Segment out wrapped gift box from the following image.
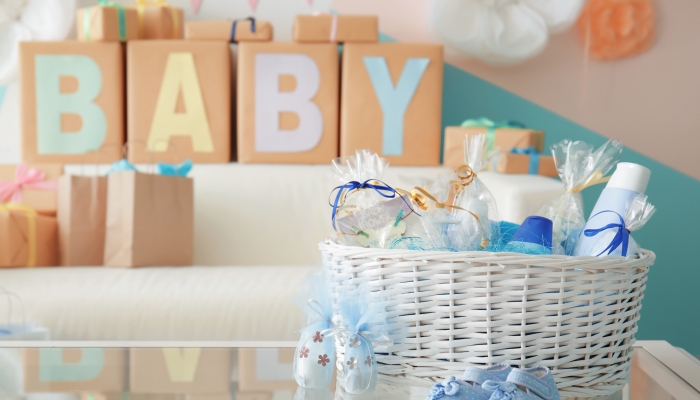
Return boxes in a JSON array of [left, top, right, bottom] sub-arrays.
[[77, 5, 140, 42], [0, 205, 58, 268], [0, 164, 63, 215], [340, 43, 443, 166], [293, 14, 378, 43], [492, 150, 558, 178], [443, 124, 544, 168], [19, 42, 124, 164], [127, 40, 231, 163], [186, 19, 273, 42], [237, 42, 339, 164], [24, 348, 127, 392], [135, 2, 184, 39], [129, 348, 230, 394]]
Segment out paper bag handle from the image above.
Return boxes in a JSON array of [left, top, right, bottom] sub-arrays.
[[0, 287, 26, 339]]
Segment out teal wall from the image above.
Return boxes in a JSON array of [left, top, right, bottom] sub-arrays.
[[440, 63, 700, 355]]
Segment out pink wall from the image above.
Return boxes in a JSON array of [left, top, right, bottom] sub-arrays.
[[333, 0, 700, 180]]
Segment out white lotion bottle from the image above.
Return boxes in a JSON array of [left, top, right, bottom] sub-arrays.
[[574, 163, 651, 256]]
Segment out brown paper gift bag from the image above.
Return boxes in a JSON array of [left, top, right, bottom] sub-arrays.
[[129, 348, 230, 394], [293, 14, 378, 43], [0, 204, 58, 268], [135, 2, 184, 39], [443, 125, 544, 169], [57, 174, 108, 266], [127, 40, 231, 163], [0, 163, 63, 216], [19, 41, 124, 164], [186, 19, 273, 42], [340, 43, 443, 166], [104, 170, 193, 267], [237, 42, 339, 164], [77, 5, 140, 42]]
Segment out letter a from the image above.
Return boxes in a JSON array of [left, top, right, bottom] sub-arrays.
[[254, 53, 323, 152], [363, 57, 429, 156], [148, 53, 214, 152], [162, 348, 201, 382], [35, 55, 107, 154]]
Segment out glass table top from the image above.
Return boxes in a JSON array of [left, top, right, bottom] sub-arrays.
[[0, 340, 697, 400]]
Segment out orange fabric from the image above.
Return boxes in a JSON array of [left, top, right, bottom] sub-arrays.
[[578, 0, 655, 60]]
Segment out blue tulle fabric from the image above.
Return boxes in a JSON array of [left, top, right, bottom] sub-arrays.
[[390, 221, 523, 253], [336, 285, 392, 342]]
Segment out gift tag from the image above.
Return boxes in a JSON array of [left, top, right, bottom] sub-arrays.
[[293, 330, 335, 389], [341, 335, 377, 395]]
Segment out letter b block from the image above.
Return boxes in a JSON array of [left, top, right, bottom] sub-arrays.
[[340, 43, 443, 166], [20, 42, 124, 163], [237, 42, 339, 163]]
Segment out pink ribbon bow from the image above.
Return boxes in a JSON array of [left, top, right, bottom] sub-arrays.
[[0, 164, 58, 203]]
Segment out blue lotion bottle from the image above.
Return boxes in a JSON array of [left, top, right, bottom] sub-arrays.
[[575, 163, 651, 256]]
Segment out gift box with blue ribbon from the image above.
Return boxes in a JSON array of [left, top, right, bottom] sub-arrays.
[[492, 146, 558, 177]]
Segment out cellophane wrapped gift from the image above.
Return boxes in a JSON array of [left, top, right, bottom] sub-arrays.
[[331, 151, 424, 248], [538, 139, 623, 255], [450, 134, 501, 250], [585, 193, 655, 257]]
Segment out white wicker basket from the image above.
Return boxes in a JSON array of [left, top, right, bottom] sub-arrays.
[[321, 240, 655, 399]]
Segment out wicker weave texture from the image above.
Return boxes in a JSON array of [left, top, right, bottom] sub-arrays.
[[321, 241, 655, 398]]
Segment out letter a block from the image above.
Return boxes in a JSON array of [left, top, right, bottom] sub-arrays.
[[340, 43, 443, 166], [127, 41, 231, 163], [237, 42, 339, 163], [130, 348, 230, 394], [23, 348, 127, 392], [19, 42, 124, 163]]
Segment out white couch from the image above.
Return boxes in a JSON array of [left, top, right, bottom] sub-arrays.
[[0, 164, 565, 341]]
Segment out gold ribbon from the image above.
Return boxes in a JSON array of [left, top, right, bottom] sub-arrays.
[[0, 203, 37, 267], [135, 0, 180, 39], [454, 165, 476, 189], [567, 170, 611, 193]]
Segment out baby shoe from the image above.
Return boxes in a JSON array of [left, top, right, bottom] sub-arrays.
[[426, 363, 512, 400], [482, 366, 560, 400]]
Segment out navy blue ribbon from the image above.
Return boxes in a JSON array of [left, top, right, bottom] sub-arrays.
[[230, 17, 256, 43], [510, 146, 540, 175], [583, 211, 630, 256], [329, 179, 416, 230]]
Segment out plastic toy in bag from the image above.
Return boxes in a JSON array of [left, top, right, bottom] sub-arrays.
[[293, 274, 341, 389], [537, 139, 623, 255], [582, 193, 655, 257], [450, 134, 501, 250]]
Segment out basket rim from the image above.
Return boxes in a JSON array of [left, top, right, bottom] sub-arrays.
[[320, 239, 655, 269]]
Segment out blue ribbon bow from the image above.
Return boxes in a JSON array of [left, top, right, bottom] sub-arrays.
[[329, 179, 416, 230], [583, 210, 630, 256], [482, 381, 518, 400], [510, 146, 540, 175], [427, 376, 461, 399], [105, 158, 137, 175], [157, 159, 193, 177], [230, 17, 256, 43]]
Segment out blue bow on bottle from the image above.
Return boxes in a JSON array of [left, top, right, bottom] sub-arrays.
[[427, 376, 461, 399], [482, 381, 518, 400], [329, 179, 416, 230], [583, 211, 630, 256], [157, 159, 193, 177]]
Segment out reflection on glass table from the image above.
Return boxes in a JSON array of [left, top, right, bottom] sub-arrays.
[[0, 341, 697, 400]]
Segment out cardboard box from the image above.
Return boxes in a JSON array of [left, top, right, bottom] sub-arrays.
[[237, 42, 339, 164], [19, 42, 124, 164], [129, 348, 230, 394], [235, 393, 272, 400], [340, 43, 443, 166], [81, 394, 186, 400], [77, 6, 140, 42], [24, 348, 127, 392], [186, 19, 273, 42], [443, 125, 544, 168], [0, 206, 58, 268], [127, 40, 231, 163], [0, 164, 63, 215], [492, 151, 558, 177], [293, 14, 378, 43], [104, 171, 193, 267], [238, 348, 296, 391], [135, 4, 184, 39]]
